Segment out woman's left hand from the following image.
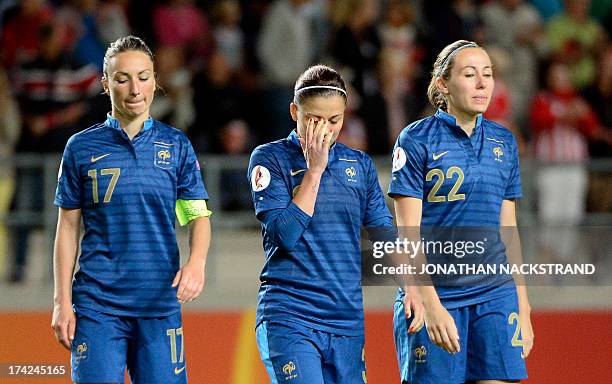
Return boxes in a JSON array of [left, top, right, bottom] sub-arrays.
[[172, 258, 206, 304], [519, 309, 534, 358]]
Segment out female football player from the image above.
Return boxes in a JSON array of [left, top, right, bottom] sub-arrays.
[[389, 40, 534, 383], [52, 35, 211, 383]]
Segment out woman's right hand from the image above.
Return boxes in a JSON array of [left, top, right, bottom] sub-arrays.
[[424, 302, 461, 354], [298, 118, 333, 174], [51, 302, 76, 350]]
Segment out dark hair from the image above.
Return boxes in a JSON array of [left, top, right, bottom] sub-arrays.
[[293, 64, 348, 105], [427, 40, 483, 111], [102, 35, 155, 80]]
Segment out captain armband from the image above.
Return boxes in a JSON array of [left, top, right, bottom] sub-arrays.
[[175, 199, 212, 226]]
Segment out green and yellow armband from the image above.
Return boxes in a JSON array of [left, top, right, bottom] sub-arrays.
[[175, 199, 212, 226]]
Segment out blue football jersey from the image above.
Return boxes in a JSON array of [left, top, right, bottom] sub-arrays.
[[388, 110, 521, 308], [248, 131, 393, 336], [54, 115, 208, 317]]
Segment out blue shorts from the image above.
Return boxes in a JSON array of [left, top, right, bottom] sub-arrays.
[[393, 293, 527, 384], [256, 321, 367, 384], [71, 306, 187, 384]]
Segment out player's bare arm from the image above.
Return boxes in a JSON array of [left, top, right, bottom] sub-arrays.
[[173, 216, 211, 304], [51, 207, 81, 350]]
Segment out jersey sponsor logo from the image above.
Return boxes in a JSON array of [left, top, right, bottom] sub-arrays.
[[90, 153, 111, 163], [345, 166, 357, 182], [414, 346, 427, 363], [493, 146, 504, 162], [251, 165, 271, 192], [339, 158, 358, 162], [154, 144, 174, 169], [432, 151, 449, 160], [174, 366, 186, 375], [290, 168, 306, 176], [282, 361, 298, 380], [392, 147, 407, 172]]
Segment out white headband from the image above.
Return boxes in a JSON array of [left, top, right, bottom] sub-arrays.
[[295, 85, 347, 97], [437, 42, 479, 77]]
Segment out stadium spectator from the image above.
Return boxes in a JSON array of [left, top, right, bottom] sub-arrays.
[[546, 0, 608, 90], [7, 21, 101, 283], [150, 45, 195, 131], [0, 0, 53, 70], [529, 60, 600, 225], [153, 0, 213, 69], [190, 51, 250, 153], [480, 0, 548, 128], [211, 0, 245, 72], [582, 46, 612, 212], [219, 120, 253, 211], [256, 0, 317, 142], [329, 0, 390, 153], [378, 0, 420, 145]]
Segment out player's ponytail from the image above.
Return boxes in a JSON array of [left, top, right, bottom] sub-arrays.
[[294, 65, 348, 106], [427, 40, 481, 112]]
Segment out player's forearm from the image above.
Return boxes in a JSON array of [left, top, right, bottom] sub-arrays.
[[505, 230, 531, 312], [53, 216, 80, 306], [499, 201, 530, 310], [516, 285, 531, 312], [188, 216, 211, 265], [418, 285, 442, 309], [262, 204, 311, 251], [292, 169, 323, 216]]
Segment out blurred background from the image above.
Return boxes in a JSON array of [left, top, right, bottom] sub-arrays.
[[0, 0, 611, 383]]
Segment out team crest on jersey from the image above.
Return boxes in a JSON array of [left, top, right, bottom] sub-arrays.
[[251, 165, 271, 192], [73, 341, 89, 366], [392, 147, 407, 172], [345, 166, 357, 182], [493, 146, 504, 162], [282, 361, 298, 380], [414, 346, 427, 363], [154, 143, 174, 169]]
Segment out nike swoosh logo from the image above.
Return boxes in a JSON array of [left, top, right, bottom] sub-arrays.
[[432, 151, 449, 160], [174, 366, 186, 375], [290, 169, 306, 176], [91, 153, 111, 163]]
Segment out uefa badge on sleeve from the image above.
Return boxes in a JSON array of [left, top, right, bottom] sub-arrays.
[[392, 147, 406, 172], [251, 165, 270, 192], [154, 143, 174, 169]]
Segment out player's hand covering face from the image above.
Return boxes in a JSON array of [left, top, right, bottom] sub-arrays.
[[438, 47, 494, 118], [292, 95, 345, 172], [103, 50, 156, 120]]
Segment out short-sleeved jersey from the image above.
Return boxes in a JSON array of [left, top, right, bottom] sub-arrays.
[[248, 131, 393, 336], [388, 110, 521, 308], [55, 115, 208, 317]]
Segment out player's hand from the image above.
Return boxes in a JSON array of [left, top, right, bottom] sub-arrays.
[[424, 302, 460, 354], [51, 302, 76, 351], [172, 257, 205, 304], [403, 290, 425, 334], [519, 309, 534, 358], [298, 118, 332, 174]]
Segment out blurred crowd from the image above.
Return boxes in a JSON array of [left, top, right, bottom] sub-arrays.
[[1, 0, 611, 156], [0, 0, 611, 281]]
